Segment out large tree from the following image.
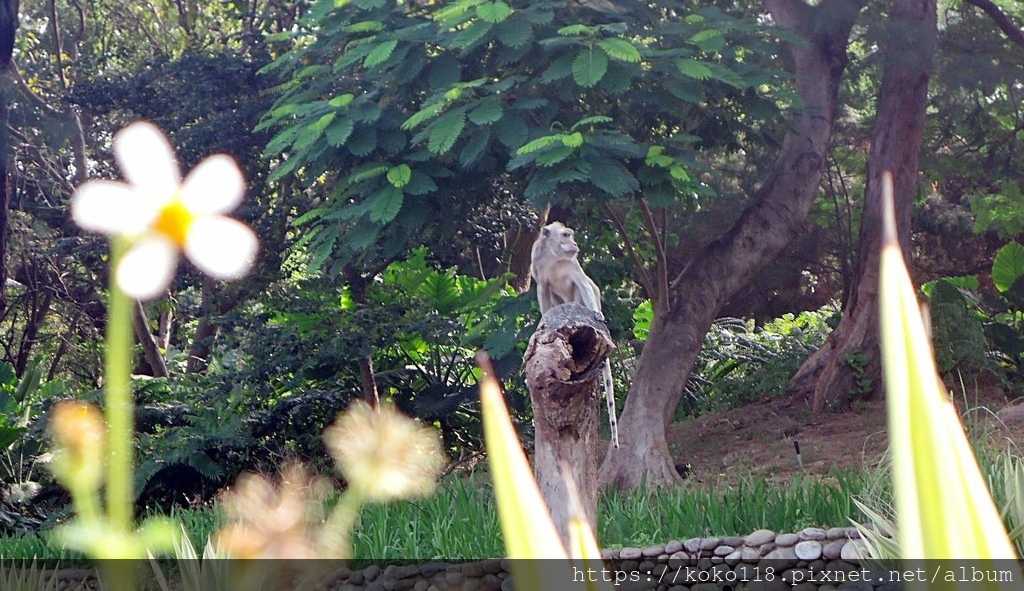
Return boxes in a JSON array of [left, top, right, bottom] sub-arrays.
[[599, 0, 865, 487], [787, 0, 937, 414]]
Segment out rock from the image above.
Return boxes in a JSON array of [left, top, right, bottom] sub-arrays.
[[667, 551, 689, 568], [838, 582, 873, 591], [799, 527, 828, 541], [422, 563, 448, 578], [461, 563, 483, 578], [764, 546, 799, 569], [794, 540, 823, 561], [620, 547, 644, 560], [740, 546, 761, 562], [664, 539, 683, 554], [480, 575, 502, 591], [745, 529, 777, 547], [759, 542, 777, 556], [725, 549, 743, 566], [684, 538, 703, 553], [693, 584, 719, 591], [700, 537, 722, 551], [445, 572, 465, 587], [723, 536, 746, 547], [826, 527, 851, 540], [823, 539, 846, 560], [840, 540, 869, 562], [775, 533, 800, 547], [714, 545, 735, 557], [642, 545, 665, 558]]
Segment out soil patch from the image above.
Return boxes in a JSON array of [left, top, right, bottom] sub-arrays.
[[664, 382, 1023, 486]]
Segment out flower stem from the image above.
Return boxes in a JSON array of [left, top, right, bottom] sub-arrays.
[[106, 236, 135, 532]]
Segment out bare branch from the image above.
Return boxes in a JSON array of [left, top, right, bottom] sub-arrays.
[[963, 0, 1024, 47], [602, 203, 655, 300]]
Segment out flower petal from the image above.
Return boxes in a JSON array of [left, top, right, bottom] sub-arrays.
[[180, 155, 246, 215], [113, 122, 181, 204], [71, 181, 159, 235], [115, 234, 179, 300], [184, 216, 258, 280]]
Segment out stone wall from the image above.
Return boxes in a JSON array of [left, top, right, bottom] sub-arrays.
[[317, 527, 874, 591]]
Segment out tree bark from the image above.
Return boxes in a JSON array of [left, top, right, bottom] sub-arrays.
[[0, 0, 16, 319], [598, 0, 865, 490], [186, 278, 218, 373], [524, 303, 611, 544], [788, 0, 936, 414], [134, 299, 169, 378]]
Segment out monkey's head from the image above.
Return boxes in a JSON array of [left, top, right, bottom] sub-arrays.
[[541, 221, 579, 258]]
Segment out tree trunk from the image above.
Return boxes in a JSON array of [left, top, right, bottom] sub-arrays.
[[524, 303, 611, 544], [134, 299, 169, 378], [186, 278, 218, 373], [598, 0, 865, 490], [788, 0, 936, 414], [0, 0, 16, 319]]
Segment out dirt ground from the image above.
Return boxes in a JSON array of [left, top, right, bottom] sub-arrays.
[[665, 382, 1024, 485]]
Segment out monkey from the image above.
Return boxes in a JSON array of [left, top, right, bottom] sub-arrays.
[[530, 221, 619, 448]]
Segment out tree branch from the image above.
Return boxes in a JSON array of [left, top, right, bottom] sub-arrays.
[[963, 0, 1024, 47], [603, 202, 656, 300]]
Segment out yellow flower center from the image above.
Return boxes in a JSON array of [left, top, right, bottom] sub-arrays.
[[153, 198, 194, 247]]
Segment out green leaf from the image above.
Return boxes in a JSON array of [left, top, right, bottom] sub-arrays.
[[459, 129, 491, 167], [597, 38, 641, 62], [573, 48, 608, 87], [877, 175, 1019, 561], [363, 39, 398, 69], [676, 59, 713, 80], [993, 241, 1024, 293], [534, 145, 574, 166], [540, 54, 574, 83], [562, 131, 583, 148], [402, 101, 446, 131], [495, 18, 531, 47], [571, 115, 613, 130], [468, 100, 504, 125], [589, 159, 638, 196], [689, 29, 725, 51], [328, 94, 355, 108], [369, 185, 404, 223], [517, 135, 563, 155], [494, 113, 528, 149], [325, 117, 355, 147], [453, 19, 493, 49], [347, 127, 378, 156], [427, 109, 467, 154], [476, 1, 512, 23], [557, 24, 597, 37], [387, 164, 412, 188]]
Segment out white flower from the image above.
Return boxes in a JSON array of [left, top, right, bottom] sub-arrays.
[[71, 122, 258, 300]]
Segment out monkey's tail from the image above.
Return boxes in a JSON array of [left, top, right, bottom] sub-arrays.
[[603, 361, 619, 448]]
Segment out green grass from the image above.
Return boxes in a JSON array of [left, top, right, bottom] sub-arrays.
[[0, 468, 870, 561]]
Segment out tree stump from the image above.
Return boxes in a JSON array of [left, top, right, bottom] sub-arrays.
[[524, 303, 613, 546]]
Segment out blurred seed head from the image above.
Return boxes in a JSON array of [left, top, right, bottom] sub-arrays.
[[213, 463, 333, 559], [49, 401, 107, 492], [324, 400, 445, 503]]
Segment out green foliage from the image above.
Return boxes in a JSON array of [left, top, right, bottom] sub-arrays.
[[3, 468, 870, 560], [921, 242, 1024, 389], [258, 0, 785, 272], [680, 308, 835, 416]]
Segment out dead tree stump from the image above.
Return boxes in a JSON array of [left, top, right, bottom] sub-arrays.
[[524, 303, 613, 546]]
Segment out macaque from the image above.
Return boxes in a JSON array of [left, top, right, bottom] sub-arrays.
[[530, 221, 619, 448]]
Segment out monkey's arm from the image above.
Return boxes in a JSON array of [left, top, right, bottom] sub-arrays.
[[536, 279, 553, 314]]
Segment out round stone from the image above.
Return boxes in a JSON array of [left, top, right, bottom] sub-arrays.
[[794, 540, 823, 561], [744, 529, 776, 546]]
